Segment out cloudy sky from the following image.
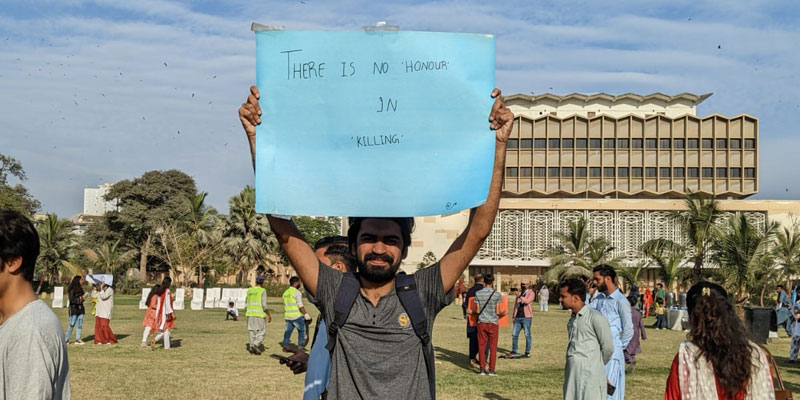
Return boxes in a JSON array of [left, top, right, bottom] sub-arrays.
[[1, 0, 798, 217]]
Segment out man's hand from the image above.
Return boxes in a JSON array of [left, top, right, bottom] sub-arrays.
[[279, 349, 309, 374], [489, 88, 514, 143], [267, 314, 272, 323], [238, 85, 261, 168]]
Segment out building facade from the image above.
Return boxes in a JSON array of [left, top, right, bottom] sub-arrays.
[[404, 93, 799, 290]]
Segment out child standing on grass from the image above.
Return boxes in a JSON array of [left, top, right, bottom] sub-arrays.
[[654, 298, 666, 330], [789, 308, 800, 362], [226, 301, 239, 321]]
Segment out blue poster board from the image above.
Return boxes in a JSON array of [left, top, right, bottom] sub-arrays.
[[255, 30, 495, 216]]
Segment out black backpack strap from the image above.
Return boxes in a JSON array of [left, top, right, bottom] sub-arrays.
[[395, 273, 436, 400], [325, 272, 360, 353]]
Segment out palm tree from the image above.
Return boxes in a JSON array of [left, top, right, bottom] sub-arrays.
[[83, 239, 136, 276], [773, 224, 800, 288], [220, 186, 279, 284], [543, 218, 620, 282], [640, 239, 690, 293], [711, 213, 778, 310], [36, 213, 74, 285], [617, 261, 649, 292], [673, 191, 722, 281]]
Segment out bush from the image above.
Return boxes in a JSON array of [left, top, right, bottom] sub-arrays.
[[115, 275, 142, 295]]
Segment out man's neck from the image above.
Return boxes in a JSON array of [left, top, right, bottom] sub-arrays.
[[604, 285, 617, 296], [0, 280, 37, 323], [359, 277, 394, 307], [571, 302, 585, 315]]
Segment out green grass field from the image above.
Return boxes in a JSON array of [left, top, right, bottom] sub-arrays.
[[55, 296, 800, 400]]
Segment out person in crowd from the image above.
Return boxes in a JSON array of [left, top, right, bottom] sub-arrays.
[[239, 85, 514, 399], [560, 278, 614, 400], [665, 282, 774, 399], [64, 275, 86, 345], [655, 283, 665, 304], [628, 285, 640, 308], [150, 277, 176, 350], [0, 209, 70, 399], [226, 301, 239, 321], [93, 279, 117, 344], [140, 284, 161, 347], [642, 287, 653, 318], [508, 281, 534, 358], [776, 284, 792, 337], [464, 273, 486, 366], [282, 276, 310, 351], [538, 283, 549, 312], [245, 275, 271, 355], [590, 265, 633, 400], [454, 278, 466, 307], [623, 296, 646, 373], [789, 307, 800, 363], [471, 273, 505, 376], [654, 298, 667, 330]]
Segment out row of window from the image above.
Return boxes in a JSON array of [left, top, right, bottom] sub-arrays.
[[505, 166, 756, 179], [507, 138, 756, 150]]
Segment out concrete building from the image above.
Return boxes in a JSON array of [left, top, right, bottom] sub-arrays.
[[404, 93, 799, 290], [83, 183, 118, 216]]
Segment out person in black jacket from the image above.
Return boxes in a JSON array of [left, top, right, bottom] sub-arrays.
[[64, 275, 86, 344]]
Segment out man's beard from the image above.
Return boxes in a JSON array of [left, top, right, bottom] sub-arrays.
[[357, 252, 401, 283], [598, 282, 608, 294]]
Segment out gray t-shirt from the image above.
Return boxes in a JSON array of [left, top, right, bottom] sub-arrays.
[[311, 261, 453, 400], [474, 287, 502, 324], [0, 300, 70, 399]]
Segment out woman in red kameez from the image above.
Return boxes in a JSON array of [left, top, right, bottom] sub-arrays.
[[643, 288, 654, 318], [664, 282, 773, 400], [140, 284, 161, 347], [150, 277, 176, 350]]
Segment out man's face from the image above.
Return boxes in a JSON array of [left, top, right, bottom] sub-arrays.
[[354, 219, 406, 283], [520, 283, 527, 291], [559, 287, 575, 310], [777, 287, 783, 293], [592, 272, 608, 293]]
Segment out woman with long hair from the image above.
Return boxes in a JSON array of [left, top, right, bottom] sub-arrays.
[[140, 284, 162, 347], [665, 281, 774, 399], [64, 275, 86, 344], [150, 277, 176, 350]]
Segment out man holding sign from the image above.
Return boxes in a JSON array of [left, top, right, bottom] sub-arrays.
[[239, 77, 512, 399]]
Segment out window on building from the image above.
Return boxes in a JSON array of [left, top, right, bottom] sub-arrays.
[[688, 138, 699, 149], [688, 167, 699, 178], [660, 138, 671, 149], [549, 138, 561, 149], [618, 167, 629, 177], [702, 167, 713, 178], [520, 167, 532, 177], [604, 138, 616, 148], [576, 138, 588, 149], [506, 167, 518, 177], [702, 138, 714, 149], [730, 167, 741, 178], [730, 139, 741, 149], [590, 167, 601, 177], [534, 167, 546, 177], [562, 138, 574, 148], [534, 138, 546, 149], [562, 167, 573, 177], [520, 139, 533, 149], [744, 139, 756, 149], [576, 167, 587, 177], [632, 167, 643, 177], [548, 167, 560, 177], [674, 167, 685, 178], [587, 111, 596, 117], [716, 139, 727, 149], [507, 139, 519, 149], [716, 167, 728, 178], [617, 138, 629, 149], [660, 167, 671, 177], [604, 167, 615, 177], [646, 138, 658, 149], [645, 167, 657, 177], [590, 138, 602, 149], [674, 139, 685, 149], [745, 167, 756, 178], [632, 138, 643, 149]]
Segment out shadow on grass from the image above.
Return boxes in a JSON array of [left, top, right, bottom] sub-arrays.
[[82, 334, 129, 342], [483, 393, 512, 400], [435, 346, 473, 371]]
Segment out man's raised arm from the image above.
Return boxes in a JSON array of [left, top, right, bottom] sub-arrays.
[[239, 86, 320, 296], [439, 88, 514, 292]]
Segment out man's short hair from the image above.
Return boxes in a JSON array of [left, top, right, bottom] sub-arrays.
[[592, 264, 617, 281], [559, 278, 586, 300], [473, 273, 484, 283], [347, 217, 414, 252], [657, 283, 663, 288], [289, 276, 301, 285], [483, 273, 494, 284], [324, 244, 356, 271], [0, 209, 40, 282], [777, 284, 785, 290], [229, 301, 235, 307], [314, 235, 348, 251]]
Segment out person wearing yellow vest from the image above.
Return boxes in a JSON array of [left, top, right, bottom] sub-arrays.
[[282, 276, 309, 352], [246, 275, 271, 355]]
